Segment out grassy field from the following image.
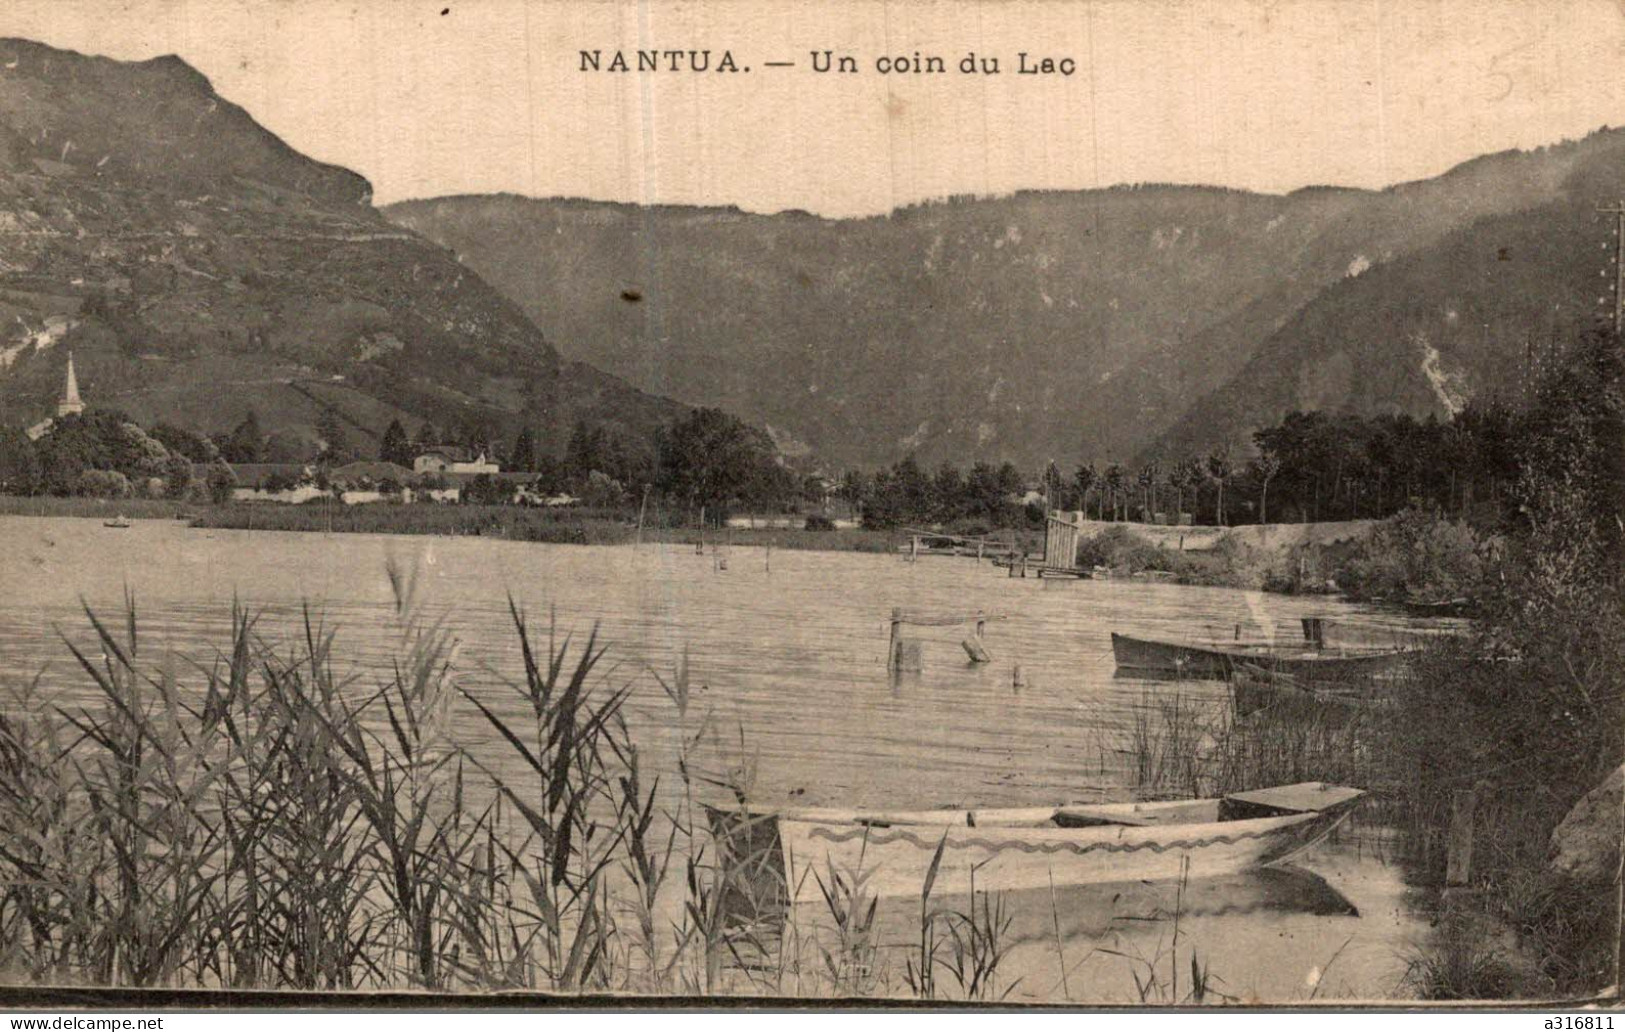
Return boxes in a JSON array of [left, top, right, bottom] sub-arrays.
[[0, 495, 194, 520]]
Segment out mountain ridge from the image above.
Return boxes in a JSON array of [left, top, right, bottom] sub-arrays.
[[0, 38, 685, 461], [387, 125, 1625, 470]]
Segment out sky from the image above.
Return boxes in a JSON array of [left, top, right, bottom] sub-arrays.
[[5, 0, 1625, 216]]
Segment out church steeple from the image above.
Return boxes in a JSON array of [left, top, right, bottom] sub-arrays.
[[57, 351, 84, 418]]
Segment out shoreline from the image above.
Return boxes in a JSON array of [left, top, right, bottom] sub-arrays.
[[0, 500, 1368, 592]]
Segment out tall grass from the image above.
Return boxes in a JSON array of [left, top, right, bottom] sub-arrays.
[[1111, 679, 1385, 804], [0, 568, 1046, 999], [0, 568, 749, 994], [0, 567, 1430, 1002]]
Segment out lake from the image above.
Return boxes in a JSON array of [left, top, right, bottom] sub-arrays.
[[0, 516, 1433, 1002]]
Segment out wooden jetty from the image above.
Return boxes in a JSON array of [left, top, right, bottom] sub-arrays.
[[1035, 510, 1092, 578], [899, 527, 1020, 563]]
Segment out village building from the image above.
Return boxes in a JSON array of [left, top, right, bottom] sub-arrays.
[[330, 460, 416, 488], [57, 352, 84, 417], [413, 446, 501, 475], [26, 351, 85, 440]]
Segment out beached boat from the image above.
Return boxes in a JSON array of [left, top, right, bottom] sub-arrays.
[[1110, 631, 1412, 681], [708, 781, 1364, 903], [103, 515, 132, 529]]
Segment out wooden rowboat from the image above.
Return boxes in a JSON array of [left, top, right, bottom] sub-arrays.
[[1110, 631, 1411, 682], [708, 781, 1364, 904]]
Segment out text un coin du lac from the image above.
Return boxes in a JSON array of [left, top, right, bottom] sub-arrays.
[[578, 50, 1077, 76]]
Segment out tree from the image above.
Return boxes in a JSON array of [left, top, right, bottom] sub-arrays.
[[964, 462, 1004, 523], [76, 469, 131, 498], [1252, 449, 1282, 525], [1042, 460, 1063, 510], [1103, 463, 1128, 521], [0, 427, 41, 496], [1137, 462, 1161, 521], [118, 422, 171, 478], [222, 410, 265, 464], [415, 421, 441, 450], [1206, 445, 1233, 526], [510, 426, 538, 473], [380, 418, 413, 467], [837, 469, 870, 520], [35, 411, 130, 495], [580, 470, 626, 508], [1073, 463, 1098, 520], [151, 423, 217, 463], [315, 408, 350, 465], [462, 473, 507, 506], [656, 408, 780, 521], [565, 421, 604, 486], [162, 453, 194, 500], [931, 462, 965, 522], [205, 460, 237, 505]]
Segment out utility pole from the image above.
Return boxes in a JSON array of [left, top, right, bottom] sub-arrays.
[[1598, 202, 1625, 336]]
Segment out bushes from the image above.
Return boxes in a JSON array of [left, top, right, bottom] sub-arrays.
[[1337, 508, 1490, 603], [1074, 525, 1196, 576], [162, 453, 194, 499], [75, 468, 130, 498], [205, 460, 237, 505], [803, 513, 836, 532]]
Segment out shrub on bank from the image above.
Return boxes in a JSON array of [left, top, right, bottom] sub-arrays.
[[1336, 508, 1491, 603], [75, 468, 131, 498]]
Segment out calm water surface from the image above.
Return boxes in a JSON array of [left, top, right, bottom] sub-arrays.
[[0, 516, 1431, 1002]]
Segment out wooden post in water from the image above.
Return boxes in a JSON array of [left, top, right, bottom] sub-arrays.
[[976, 539, 984, 562], [1446, 787, 1480, 887], [910, 535, 919, 563], [635, 485, 649, 548], [888, 608, 921, 672], [962, 610, 992, 663]]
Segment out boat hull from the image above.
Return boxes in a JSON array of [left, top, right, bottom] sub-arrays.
[[1111, 632, 1410, 682], [776, 807, 1351, 901], [710, 785, 1364, 906]]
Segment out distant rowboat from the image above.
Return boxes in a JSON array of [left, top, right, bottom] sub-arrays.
[[103, 515, 132, 529], [1110, 631, 1412, 682], [708, 781, 1365, 903]]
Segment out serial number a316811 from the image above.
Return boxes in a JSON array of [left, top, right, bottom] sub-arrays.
[[1546, 1018, 1612, 1030]]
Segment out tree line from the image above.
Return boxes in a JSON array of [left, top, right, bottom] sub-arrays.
[[0, 401, 817, 519], [835, 401, 1535, 531], [0, 371, 1542, 529]]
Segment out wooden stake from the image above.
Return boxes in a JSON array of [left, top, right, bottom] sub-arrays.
[[1446, 787, 1480, 887]]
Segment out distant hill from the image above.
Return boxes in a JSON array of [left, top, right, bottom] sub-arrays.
[[388, 128, 1625, 470], [1149, 137, 1625, 460], [0, 38, 683, 458]]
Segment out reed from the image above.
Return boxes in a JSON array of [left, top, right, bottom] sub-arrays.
[[0, 572, 1396, 1002]]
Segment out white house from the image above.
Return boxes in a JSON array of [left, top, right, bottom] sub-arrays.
[[413, 447, 501, 475]]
